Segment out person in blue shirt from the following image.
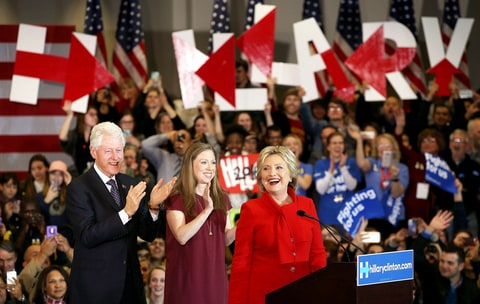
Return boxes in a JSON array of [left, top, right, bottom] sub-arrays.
[[314, 131, 361, 226]]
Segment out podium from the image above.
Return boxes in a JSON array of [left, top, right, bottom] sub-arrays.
[[266, 263, 413, 304]]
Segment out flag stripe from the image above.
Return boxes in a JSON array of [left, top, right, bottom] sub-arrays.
[[442, 0, 470, 89], [84, 0, 108, 67], [389, 0, 426, 95], [303, 0, 329, 96], [0, 135, 62, 153], [0, 116, 66, 134], [0, 152, 72, 174], [333, 0, 362, 84], [0, 80, 64, 99], [0, 100, 64, 115], [112, 0, 148, 97]]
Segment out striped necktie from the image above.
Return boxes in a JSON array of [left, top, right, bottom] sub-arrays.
[[174, 157, 182, 177], [107, 179, 121, 207]]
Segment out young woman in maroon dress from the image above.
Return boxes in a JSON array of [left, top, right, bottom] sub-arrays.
[[165, 142, 235, 304], [229, 146, 327, 304]]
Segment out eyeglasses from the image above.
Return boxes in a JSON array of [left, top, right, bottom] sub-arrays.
[[422, 137, 437, 143], [377, 144, 392, 148], [328, 106, 342, 111], [451, 138, 467, 143]]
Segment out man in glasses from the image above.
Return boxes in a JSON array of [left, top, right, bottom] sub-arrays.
[[446, 129, 480, 238]]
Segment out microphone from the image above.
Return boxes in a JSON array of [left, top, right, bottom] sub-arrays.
[[296, 210, 365, 258]]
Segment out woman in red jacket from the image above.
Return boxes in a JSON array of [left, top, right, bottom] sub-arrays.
[[229, 146, 327, 304]]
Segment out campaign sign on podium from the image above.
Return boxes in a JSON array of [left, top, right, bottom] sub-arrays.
[[357, 250, 413, 286]]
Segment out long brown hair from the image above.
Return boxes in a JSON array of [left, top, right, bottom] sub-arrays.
[[21, 154, 50, 198], [170, 142, 227, 216]]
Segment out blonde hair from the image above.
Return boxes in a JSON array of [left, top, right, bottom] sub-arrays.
[[372, 133, 401, 161], [256, 146, 298, 191]]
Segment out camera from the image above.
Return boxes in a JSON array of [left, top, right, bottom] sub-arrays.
[[427, 244, 438, 253]]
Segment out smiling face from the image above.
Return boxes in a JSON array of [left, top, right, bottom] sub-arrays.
[[420, 136, 439, 154], [283, 94, 302, 116], [149, 268, 166, 298], [158, 115, 174, 133], [45, 269, 67, 300], [260, 154, 291, 196], [194, 117, 207, 135], [148, 237, 166, 260], [282, 135, 302, 159], [226, 133, 244, 156], [326, 134, 345, 159], [91, 134, 124, 178], [439, 252, 464, 281], [193, 150, 216, 185], [236, 113, 253, 132]]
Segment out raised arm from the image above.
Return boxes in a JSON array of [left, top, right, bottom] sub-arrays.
[[59, 101, 74, 141]]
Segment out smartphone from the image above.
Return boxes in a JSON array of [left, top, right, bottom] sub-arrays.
[[361, 131, 375, 140], [463, 237, 476, 247], [361, 231, 381, 243], [151, 71, 160, 82], [459, 89, 473, 99], [6, 271, 16, 285], [381, 151, 395, 168], [46, 225, 58, 238], [408, 219, 417, 236]]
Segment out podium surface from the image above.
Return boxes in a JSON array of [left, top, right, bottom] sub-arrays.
[[266, 263, 413, 304]]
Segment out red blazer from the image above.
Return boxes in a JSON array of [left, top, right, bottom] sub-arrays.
[[229, 187, 327, 304]]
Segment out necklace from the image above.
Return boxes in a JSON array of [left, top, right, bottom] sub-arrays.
[[206, 217, 213, 236]]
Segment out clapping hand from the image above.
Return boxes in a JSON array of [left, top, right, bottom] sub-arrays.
[[202, 183, 214, 214], [149, 177, 177, 212], [125, 181, 147, 217]]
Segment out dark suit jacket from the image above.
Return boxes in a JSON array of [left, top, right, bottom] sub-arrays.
[[66, 168, 160, 304]]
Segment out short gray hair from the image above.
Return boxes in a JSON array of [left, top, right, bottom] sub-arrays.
[[90, 122, 125, 150]]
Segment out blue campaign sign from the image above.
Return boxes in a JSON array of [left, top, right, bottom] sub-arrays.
[[336, 187, 385, 237], [424, 153, 457, 194], [357, 250, 414, 286]]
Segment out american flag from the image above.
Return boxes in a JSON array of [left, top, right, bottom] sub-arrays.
[[112, 0, 148, 96], [0, 25, 75, 179], [389, 0, 426, 95], [442, 0, 470, 89], [244, 0, 264, 30], [303, 0, 330, 97], [209, 0, 230, 53], [303, 0, 323, 30], [333, 0, 362, 82], [84, 0, 107, 68]]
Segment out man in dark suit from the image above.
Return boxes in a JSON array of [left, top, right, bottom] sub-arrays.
[[67, 122, 176, 304]]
